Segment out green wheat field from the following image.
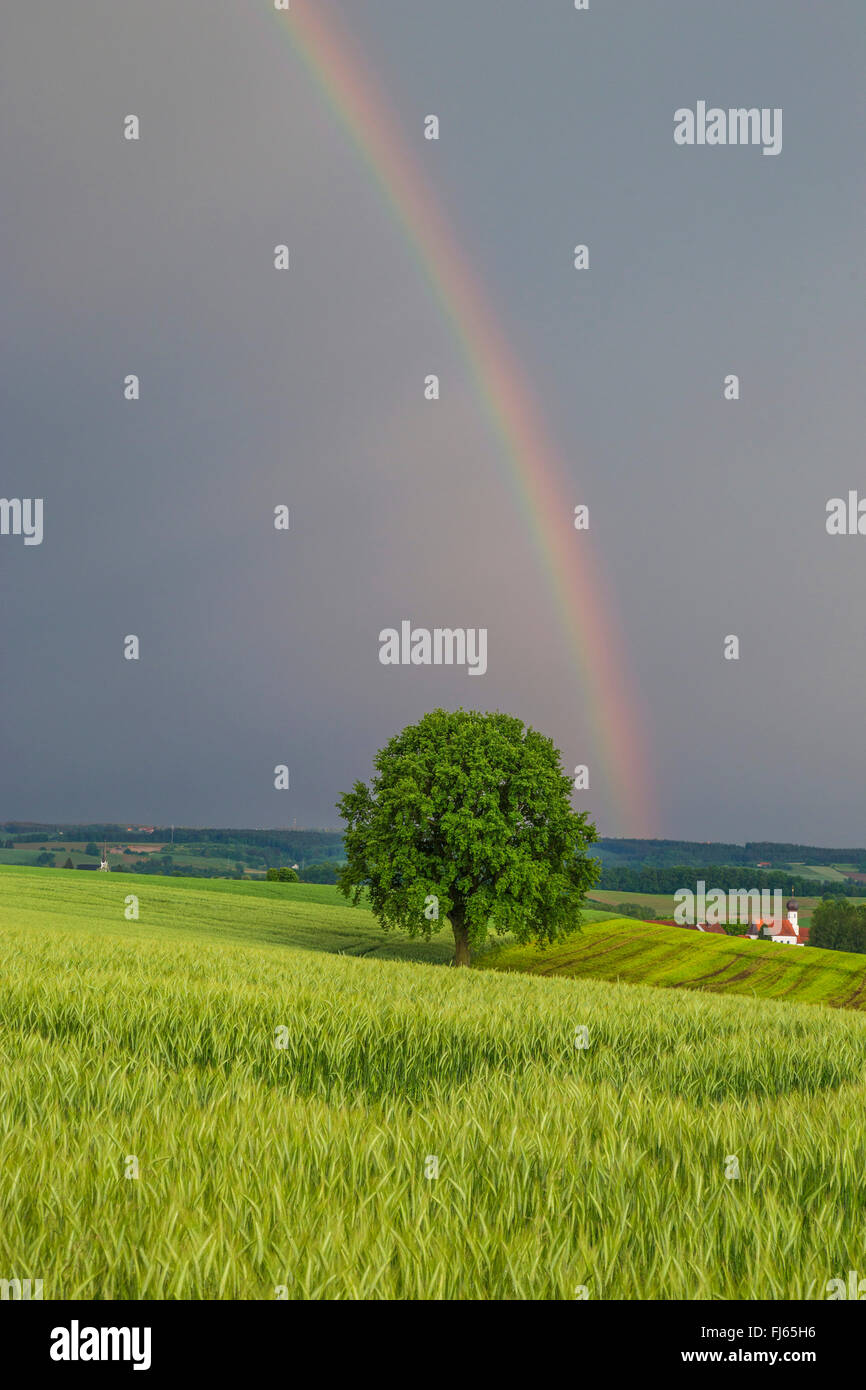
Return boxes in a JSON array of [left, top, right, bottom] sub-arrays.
[[2, 865, 866, 1299]]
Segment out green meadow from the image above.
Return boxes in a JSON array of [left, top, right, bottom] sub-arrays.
[[2, 866, 866, 1299], [482, 916, 866, 1010], [0, 864, 465, 963]]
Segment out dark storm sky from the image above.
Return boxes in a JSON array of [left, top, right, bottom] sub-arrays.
[[1, 1, 864, 841]]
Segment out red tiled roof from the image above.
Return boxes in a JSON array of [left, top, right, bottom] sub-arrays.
[[754, 917, 809, 943], [656, 918, 809, 943]]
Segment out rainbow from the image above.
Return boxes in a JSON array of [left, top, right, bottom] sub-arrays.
[[273, 0, 654, 834]]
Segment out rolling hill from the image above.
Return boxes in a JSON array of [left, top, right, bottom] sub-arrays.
[[481, 914, 866, 1009], [0, 863, 465, 963]]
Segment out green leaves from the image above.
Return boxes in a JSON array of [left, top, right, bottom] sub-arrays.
[[811, 897, 866, 953], [337, 709, 599, 962]]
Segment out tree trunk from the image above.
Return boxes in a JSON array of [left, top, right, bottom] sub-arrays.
[[451, 914, 471, 967]]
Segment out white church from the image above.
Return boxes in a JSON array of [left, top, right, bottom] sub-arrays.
[[744, 897, 808, 946]]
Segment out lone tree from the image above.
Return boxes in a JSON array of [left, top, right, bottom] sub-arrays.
[[337, 708, 600, 966], [266, 866, 300, 883]]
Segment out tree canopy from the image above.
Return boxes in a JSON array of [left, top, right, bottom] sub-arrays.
[[337, 708, 599, 965], [810, 897, 866, 954], [266, 866, 300, 883]]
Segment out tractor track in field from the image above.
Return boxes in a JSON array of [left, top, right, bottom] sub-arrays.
[[832, 972, 866, 1010], [526, 933, 656, 975], [668, 959, 756, 988]]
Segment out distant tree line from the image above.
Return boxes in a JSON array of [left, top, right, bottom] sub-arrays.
[[597, 864, 866, 897], [149, 828, 344, 861], [746, 843, 866, 869], [24, 853, 345, 883], [0, 823, 346, 862], [125, 861, 234, 879], [598, 839, 753, 867], [2, 824, 128, 842], [265, 863, 343, 883], [8, 827, 866, 874], [810, 899, 866, 954], [296, 862, 341, 883], [598, 839, 866, 871]]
